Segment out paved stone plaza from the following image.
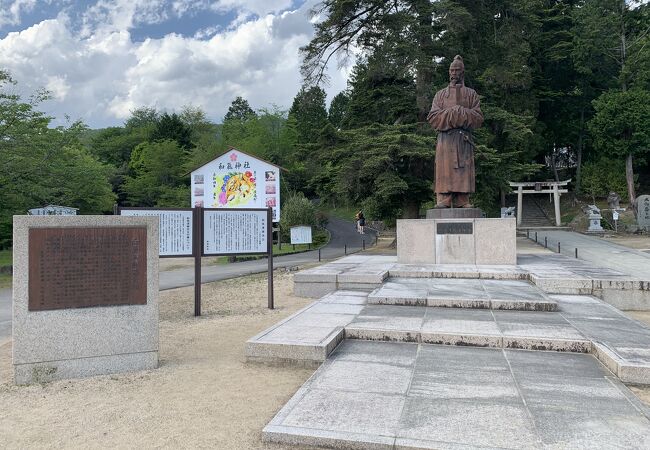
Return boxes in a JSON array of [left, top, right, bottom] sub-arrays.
[[248, 252, 650, 449], [264, 340, 650, 449]]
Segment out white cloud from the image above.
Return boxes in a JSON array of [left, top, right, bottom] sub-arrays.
[[210, 0, 294, 17], [0, 0, 351, 128], [0, 0, 37, 27]]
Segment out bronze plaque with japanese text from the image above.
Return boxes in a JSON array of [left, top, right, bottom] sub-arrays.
[[28, 227, 147, 311]]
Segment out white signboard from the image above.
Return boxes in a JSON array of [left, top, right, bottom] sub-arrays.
[[203, 209, 268, 255], [120, 209, 193, 256], [190, 149, 281, 222], [28, 205, 78, 215], [290, 226, 312, 244]]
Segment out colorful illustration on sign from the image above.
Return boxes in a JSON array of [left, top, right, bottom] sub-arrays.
[[266, 197, 276, 207], [213, 171, 257, 206]]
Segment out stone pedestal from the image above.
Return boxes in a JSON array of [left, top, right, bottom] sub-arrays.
[[12, 215, 159, 385], [426, 208, 483, 219], [397, 218, 516, 265]]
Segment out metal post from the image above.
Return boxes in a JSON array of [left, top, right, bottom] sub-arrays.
[[558, 242, 561, 253], [345, 244, 347, 255], [113, 203, 118, 215], [293, 244, 295, 250], [362, 239, 365, 250], [267, 207, 274, 310], [318, 248, 321, 262], [535, 232, 538, 243], [194, 207, 203, 317], [544, 236, 547, 248], [527, 230, 529, 239], [575, 248, 578, 258], [517, 185, 523, 227]]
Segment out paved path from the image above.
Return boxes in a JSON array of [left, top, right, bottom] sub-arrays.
[[160, 217, 376, 289], [265, 340, 650, 449], [0, 217, 376, 341], [529, 230, 650, 279]]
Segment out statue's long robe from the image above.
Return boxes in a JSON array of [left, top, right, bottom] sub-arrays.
[[427, 84, 483, 194]]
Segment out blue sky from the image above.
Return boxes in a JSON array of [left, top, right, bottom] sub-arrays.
[[0, 0, 349, 128]]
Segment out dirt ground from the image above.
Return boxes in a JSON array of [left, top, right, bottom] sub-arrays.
[[0, 271, 313, 449], [600, 234, 650, 252]]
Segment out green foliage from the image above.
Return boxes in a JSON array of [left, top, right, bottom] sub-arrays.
[[279, 192, 318, 240], [288, 86, 329, 144], [310, 123, 436, 220], [151, 112, 193, 150], [328, 91, 350, 128], [589, 89, 650, 160], [223, 96, 256, 122], [581, 158, 630, 202], [343, 57, 418, 128], [123, 140, 189, 207], [0, 71, 115, 247]]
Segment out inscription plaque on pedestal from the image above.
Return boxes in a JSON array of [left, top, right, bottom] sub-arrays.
[[437, 222, 473, 235], [28, 227, 147, 311]]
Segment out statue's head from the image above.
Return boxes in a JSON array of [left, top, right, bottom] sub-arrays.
[[449, 55, 465, 86]]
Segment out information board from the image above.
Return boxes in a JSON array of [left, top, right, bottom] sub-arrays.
[[190, 149, 281, 221], [290, 226, 312, 244], [203, 209, 268, 255], [120, 209, 193, 256]]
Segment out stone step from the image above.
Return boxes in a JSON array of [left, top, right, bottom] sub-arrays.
[[368, 278, 558, 311]]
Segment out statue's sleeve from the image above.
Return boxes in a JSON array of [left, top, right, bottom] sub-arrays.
[[427, 91, 455, 131], [464, 90, 483, 130]]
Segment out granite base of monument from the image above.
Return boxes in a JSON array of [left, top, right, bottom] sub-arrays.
[[397, 218, 516, 265], [425, 207, 483, 219], [12, 215, 159, 385]]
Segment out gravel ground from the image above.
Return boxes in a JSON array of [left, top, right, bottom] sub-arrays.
[[0, 271, 313, 449]]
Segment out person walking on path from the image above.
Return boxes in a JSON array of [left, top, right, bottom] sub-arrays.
[[358, 211, 366, 234]]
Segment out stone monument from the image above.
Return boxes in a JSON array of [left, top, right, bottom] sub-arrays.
[[13, 215, 159, 384], [638, 195, 650, 231], [398, 56, 515, 265]]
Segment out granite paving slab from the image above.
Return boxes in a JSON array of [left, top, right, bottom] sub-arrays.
[[367, 278, 558, 311], [264, 341, 650, 449], [252, 284, 650, 381]]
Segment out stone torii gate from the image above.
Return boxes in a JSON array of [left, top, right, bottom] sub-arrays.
[[508, 180, 570, 227]]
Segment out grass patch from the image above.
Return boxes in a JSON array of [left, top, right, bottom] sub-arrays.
[[0, 249, 11, 268], [320, 205, 358, 223], [0, 273, 11, 288]]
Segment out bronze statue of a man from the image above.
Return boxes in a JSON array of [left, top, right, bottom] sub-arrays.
[[427, 55, 483, 208]]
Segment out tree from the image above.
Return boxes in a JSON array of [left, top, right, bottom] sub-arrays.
[[0, 71, 115, 246], [328, 91, 350, 128], [223, 96, 256, 122], [288, 86, 329, 144], [343, 56, 417, 128], [151, 112, 193, 151], [123, 140, 189, 207], [573, 0, 650, 212], [279, 192, 318, 241], [309, 123, 437, 220], [125, 106, 159, 130], [301, 0, 440, 121], [588, 88, 650, 208]]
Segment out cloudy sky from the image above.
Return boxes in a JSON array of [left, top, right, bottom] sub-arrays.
[[0, 0, 350, 128]]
